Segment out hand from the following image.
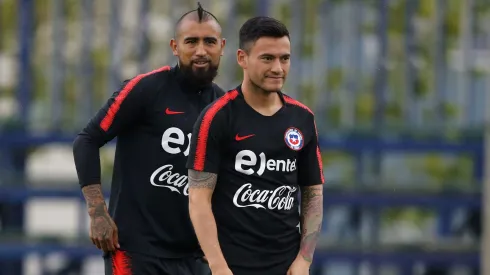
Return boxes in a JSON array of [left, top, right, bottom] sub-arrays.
[[89, 204, 120, 253], [287, 256, 311, 275]]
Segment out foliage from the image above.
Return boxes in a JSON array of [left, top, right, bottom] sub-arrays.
[[1, 0, 488, 231]]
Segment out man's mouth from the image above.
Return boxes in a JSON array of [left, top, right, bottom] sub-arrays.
[[193, 60, 209, 66]]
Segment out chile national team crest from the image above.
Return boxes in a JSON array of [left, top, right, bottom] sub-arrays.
[[284, 127, 304, 151]]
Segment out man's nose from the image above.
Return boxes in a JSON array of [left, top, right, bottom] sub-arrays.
[[195, 42, 206, 56], [270, 59, 283, 74]]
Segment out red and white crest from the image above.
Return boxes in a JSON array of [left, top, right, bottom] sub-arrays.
[[284, 127, 304, 151]]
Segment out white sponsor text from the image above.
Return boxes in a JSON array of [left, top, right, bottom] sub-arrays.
[[235, 150, 296, 176], [232, 183, 297, 210]]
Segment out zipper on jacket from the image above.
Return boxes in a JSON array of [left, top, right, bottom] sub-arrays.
[[197, 90, 202, 111]]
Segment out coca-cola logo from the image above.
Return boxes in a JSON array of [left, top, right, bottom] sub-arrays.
[[232, 183, 297, 210], [150, 164, 189, 195]]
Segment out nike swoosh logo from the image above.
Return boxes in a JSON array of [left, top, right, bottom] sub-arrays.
[[235, 134, 255, 141], [165, 108, 184, 115]]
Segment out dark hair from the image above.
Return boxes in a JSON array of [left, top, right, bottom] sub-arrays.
[[175, 2, 220, 26], [239, 16, 289, 52]]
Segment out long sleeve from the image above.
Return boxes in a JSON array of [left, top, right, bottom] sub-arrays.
[[73, 78, 148, 187]]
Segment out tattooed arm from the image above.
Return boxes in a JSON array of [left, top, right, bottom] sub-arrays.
[[188, 169, 231, 274], [73, 79, 148, 253], [299, 184, 323, 262], [288, 114, 324, 274], [82, 184, 119, 253]]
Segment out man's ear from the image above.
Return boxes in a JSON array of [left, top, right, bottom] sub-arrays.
[[237, 49, 247, 69], [170, 39, 178, 56], [220, 38, 226, 56]]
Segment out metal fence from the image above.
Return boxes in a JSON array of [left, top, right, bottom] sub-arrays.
[[0, 0, 489, 274]]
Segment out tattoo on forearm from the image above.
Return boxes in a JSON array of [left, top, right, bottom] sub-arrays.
[[82, 184, 106, 215], [299, 185, 323, 262], [188, 169, 218, 189], [82, 184, 115, 240]]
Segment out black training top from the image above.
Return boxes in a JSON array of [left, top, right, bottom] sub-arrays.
[[186, 86, 324, 274], [73, 65, 224, 258]]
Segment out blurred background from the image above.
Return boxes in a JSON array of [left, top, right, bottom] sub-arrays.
[[0, 0, 489, 274]]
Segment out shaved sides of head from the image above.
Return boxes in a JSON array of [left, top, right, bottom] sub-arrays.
[[174, 2, 221, 37]]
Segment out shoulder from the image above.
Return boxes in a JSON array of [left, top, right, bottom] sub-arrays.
[[197, 89, 240, 125], [119, 65, 172, 95], [135, 65, 172, 87], [204, 89, 239, 113], [282, 94, 319, 146], [118, 66, 171, 100], [282, 93, 314, 118]]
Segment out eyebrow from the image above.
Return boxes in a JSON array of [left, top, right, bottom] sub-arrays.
[[184, 36, 218, 41], [259, 53, 291, 58]]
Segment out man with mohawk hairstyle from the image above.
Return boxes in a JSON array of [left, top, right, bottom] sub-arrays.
[[171, 2, 224, 87], [72, 2, 225, 274]]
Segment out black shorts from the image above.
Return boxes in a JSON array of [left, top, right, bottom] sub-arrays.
[[104, 250, 210, 275]]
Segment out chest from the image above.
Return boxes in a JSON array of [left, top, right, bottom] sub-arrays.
[[226, 112, 310, 177], [142, 84, 216, 155]]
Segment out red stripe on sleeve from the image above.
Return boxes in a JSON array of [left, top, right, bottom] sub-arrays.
[[283, 95, 314, 114], [112, 250, 132, 275], [283, 96, 325, 184], [314, 121, 325, 184], [99, 66, 171, 132], [193, 90, 239, 171]]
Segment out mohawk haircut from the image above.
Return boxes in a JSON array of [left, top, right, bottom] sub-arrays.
[[174, 2, 220, 36], [239, 16, 289, 53], [196, 2, 206, 21]]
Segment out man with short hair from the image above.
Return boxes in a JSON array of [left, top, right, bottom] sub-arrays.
[[73, 3, 225, 274], [186, 16, 324, 275]]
